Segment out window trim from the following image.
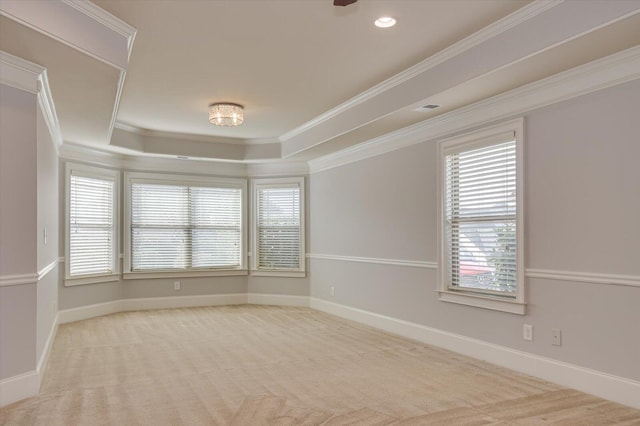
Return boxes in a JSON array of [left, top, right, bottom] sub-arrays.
[[251, 177, 306, 277], [437, 118, 525, 315], [123, 171, 248, 279], [65, 163, 120, 286]]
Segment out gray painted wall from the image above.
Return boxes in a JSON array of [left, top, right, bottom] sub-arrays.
[[57, 166, 309, 309], [248, 275, 309, 296], [0, 84, 37, 276], [0, 284, 37, 379], [0, 84, 38, 380], [0, 83, 61, 380], [309, 80, 640, 381], [36, 106, 59, 362]]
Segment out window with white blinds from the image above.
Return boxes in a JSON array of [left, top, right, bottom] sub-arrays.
[[67, 165, 118, 282], [128, 176, 244, 272], [253, 178, 305, 275], [445, 139, 516, 295], [439, 120, 524, 314]]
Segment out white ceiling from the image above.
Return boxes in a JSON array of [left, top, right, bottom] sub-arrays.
[[1, 0, 639, 163]]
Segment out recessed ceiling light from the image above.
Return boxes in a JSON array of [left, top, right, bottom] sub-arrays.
[[374, 16, 396, 28]]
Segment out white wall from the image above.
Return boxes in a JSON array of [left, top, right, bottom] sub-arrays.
[[309, 80, 640, 382]]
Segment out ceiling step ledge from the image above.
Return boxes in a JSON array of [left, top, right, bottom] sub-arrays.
[[0, 51, 62, 149], [0, 0, 135, 70], [308, 45, 640, 174], [281, 0, 640, 158]]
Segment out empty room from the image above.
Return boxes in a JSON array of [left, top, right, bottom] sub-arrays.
[[1, 0, 639, 424]]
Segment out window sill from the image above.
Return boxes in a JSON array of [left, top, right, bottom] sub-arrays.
[[437, 290, 526, 315], [250, 270, 306, 278], [123, 269, 248, 280], [65, 273, 120, 287]]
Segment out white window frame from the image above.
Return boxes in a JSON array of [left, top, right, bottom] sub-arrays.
[[123, 172, 247, 279], [65, 163, 120, 286], [437, 118, 525, 315], [251, 177, 306, 277]]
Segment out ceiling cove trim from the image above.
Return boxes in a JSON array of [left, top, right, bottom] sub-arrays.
[[308, 45, 640, 174], [106, 71, 128, 145], [62, 0, 137, 58], [60, 143, 246, 177], [0, 52, 63, 149], [0, 51, 44, 94], [0, 0, 136, 71], [59, 143, 307, 178], [246, 162, 309, 178], [37, 69, 63, 149], [278, 0, 562, 143], [113, 122, 277, 146]]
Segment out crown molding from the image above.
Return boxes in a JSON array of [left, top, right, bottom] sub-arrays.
[[0, 51, 44, 94], [36, 69, 63, 148], [59, 143, 126, 169], [59, 142, 249, 177], [279, 1, 562, 143], [308, 45, 640, 174], [247, 161, 309, 178], [62, 0, 137, 53], [0, 52, 63, 148], [114, 122, 264, 145], [122, 156, 247, 178], [0, 0, 135, 71], [106, 71, 128, 145], [281, 1, 640, 158], [59, 142, 308, 178]]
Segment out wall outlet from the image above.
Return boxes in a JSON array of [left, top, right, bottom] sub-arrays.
[[552, 328, 562, 346], [43, 228, 47, 245], [523, 324, 533, 341], [330, 286, 335, 297], [174, 281, 181, 291]]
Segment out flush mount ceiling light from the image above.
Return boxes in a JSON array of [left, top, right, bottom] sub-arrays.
[[374, 16, 396, 28], [208, 103, 244, 126]]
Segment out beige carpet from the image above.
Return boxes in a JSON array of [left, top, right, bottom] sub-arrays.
[[1, 305, 639, 425]]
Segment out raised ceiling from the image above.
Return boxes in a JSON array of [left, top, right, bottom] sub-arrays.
[[1, 0, 639, 164]]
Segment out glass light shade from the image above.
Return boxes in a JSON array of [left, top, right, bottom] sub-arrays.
[[209, 103, 244, 126]]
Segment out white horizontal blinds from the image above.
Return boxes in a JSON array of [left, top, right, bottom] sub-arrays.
[[191, 187, 241, 268], [257, 185, 301, 270], [445, 136, 517, 295], [131, 183, 189, 270], [69, 174, 114, 276], [131, 182, 242, 271]]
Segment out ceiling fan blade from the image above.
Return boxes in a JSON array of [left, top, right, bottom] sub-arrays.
[[333, 0, 357, 6]]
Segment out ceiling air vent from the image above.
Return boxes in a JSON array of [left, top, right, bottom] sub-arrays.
[[417, 104, 440, 111]]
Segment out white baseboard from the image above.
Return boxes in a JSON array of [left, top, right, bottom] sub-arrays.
[[247, 293, 310, 307], [309, 297, 640, 410], [58, 293, 249, 324], [39, 294, 640, 409], [0, 314, 59, 408], [119, 293, 248, 311], [37, 313, 59, 377], [0, 370, 40, 407], [58, 300, 123, 324]]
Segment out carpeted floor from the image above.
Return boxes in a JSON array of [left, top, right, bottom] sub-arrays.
[[1, 305, 639, 425]]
